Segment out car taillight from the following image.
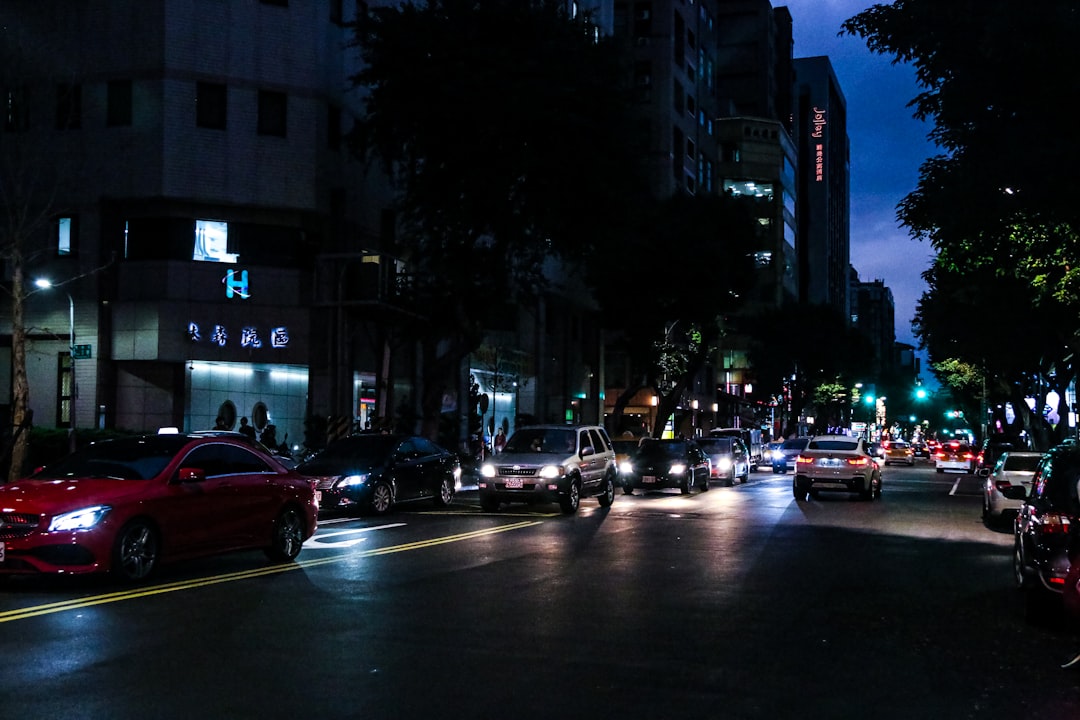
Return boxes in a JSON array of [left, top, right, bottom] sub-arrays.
[[796, 455, 812, 465], [1036, 512, 1072, 535], [962, 452, 974, 460], [935, 451, 946, 459], [847, 457, 870, 466]]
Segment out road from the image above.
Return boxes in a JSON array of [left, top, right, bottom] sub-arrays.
[[2, 460, 1079, 718]]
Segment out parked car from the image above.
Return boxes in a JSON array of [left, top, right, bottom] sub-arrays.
[[882, 439, 915, 466], [0, 433, 318, 582], [793, 435, 881, 501], [620, 438, 711, 495], [1012, 445, 1080, 618], [982, 451, 1043, 526], [296, 433, 461, 516], [695, 435, 750, 486], [935, 440, 976, 473], [477, 425, 617, 513], [771, 436, 810, 473], [976, 435, 1032, 472]]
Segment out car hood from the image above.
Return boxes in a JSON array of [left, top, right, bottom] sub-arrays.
[[0, 477, 151, 515], [491, 451, 570, 466]]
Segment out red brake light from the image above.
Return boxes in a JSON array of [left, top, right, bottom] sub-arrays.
[[847, 457, 870, 466], [796, 455, 812, 464], [1036, 513, 1072, 535]]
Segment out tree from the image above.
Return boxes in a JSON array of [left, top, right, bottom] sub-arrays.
[[348, 0, 648, 439], [841, 2, 1080, 443], [592, 193, 761, 437]]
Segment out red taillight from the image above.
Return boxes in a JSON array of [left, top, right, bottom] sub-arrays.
[[962, 452, 974, 460], [1036, 513, 1072, 535], [935, 451, 946, 459], [847, 457, 870, 466], [796, 455, 812, 465]]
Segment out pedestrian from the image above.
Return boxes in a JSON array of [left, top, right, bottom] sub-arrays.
[[238, 416, 256, 441], [213, 416, 228, 430], [494, 427, 506, 453]]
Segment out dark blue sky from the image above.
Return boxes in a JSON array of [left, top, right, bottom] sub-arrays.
[[782, 0, 936, 348]]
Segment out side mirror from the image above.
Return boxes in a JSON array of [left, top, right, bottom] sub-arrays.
[[978, 467, 990, 477], [178, 467, 206, 483], [581, 446, 595, 458]]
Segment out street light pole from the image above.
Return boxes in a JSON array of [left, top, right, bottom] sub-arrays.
[[34, 278, 77, 451]]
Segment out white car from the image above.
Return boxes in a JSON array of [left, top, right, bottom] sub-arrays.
[[793, 435, 881, 501], [981, 451, 1043, 526], [935, 440, 976, 473]]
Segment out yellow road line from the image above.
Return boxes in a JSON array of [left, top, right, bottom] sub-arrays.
[[0, 519, 541, 623]]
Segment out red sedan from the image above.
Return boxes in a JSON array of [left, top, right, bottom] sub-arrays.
[[0, 433, 318, 581]]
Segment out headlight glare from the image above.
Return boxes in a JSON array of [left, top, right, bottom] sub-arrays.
[[339, 474, 368, 488], [480, 464, 496, 478], [619, 461, 633, 475], [669, 463, 686, 475], [49, 505, 111, 532], [717, 458, 733, 471], [538, 465, 562, 479]]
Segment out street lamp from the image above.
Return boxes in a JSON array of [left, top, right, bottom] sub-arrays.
[[34, 278, 77, 451]]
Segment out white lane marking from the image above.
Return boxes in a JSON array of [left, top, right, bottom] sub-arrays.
[[305, 522, 406, 548], [949, 477, 962, 496]]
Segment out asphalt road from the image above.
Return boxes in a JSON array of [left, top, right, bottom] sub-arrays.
[[3, 461, 1079, 719]]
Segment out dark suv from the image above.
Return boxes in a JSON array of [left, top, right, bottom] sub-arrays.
[[977, 435, 1031, 472], [1012, 444, 1079, 618], [477, 425, 617, 514]]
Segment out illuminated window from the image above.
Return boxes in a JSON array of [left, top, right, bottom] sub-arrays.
[[56, 353, 73, 427], [57, 216, 74, 255]]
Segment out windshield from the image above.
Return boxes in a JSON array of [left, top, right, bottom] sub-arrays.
[[1003, 454, 1042, 472], [807, 439, 859, 452], [298, 435, 399, 471], [636, 440, 688, 460], [696, 438, 734, 453], [33, 436, 189, 480], [503, 428, 577, 455]]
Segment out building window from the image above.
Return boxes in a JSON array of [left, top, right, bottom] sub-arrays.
[[57, 216, 76, 255], [57, 352, 73, 428], [4, 85, 30, 132], [107, 80, 133, 127], [56, 84, 81, 129], [260, 0, 287, 5], [257, 90, 287, 137], [196, 82, 227, 130]]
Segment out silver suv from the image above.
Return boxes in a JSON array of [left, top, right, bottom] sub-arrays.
[[477, 425, 617, 514]]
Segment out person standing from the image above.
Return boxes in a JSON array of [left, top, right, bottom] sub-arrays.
[[238, 416, 256, 441]]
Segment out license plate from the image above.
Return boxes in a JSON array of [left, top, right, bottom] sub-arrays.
[[504, 478, 524, 489], [820, 458, 841, 467], [643, 475, 657, 484], [816, 482, 847, 489], [0, 542, 4, 563], [315, 490, 322, 504]]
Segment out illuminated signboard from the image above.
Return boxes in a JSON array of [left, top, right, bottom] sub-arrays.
[[811, 106, 826, 182], [188, 322, 290, 349], [224, 269, 250, 299]]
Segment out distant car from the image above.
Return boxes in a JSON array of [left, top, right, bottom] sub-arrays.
[[771, 436, 810, 473], [882, 439, 915, 466], [297, 434, 461, 516], [477, 425, 617, 513], [793, 435, 881, 501], [976, 435, 1031, 472], [911, 439, 928, 458], [620, 438, 710, 495], [982, 451, 1043, 526], [935, 440, 976, 473], [867, 442, 886, 465], [695, 435, 750, 486], [1013, 446, 1077, 618], [0, 434, 318, 581]]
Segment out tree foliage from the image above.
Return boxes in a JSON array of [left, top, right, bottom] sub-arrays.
[[348, 0, 648, 436], [842, 1, 1080, 444]]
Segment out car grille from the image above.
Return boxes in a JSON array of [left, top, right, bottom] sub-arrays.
[[497, 467, 540, 477], [313, 478, 339, 491], [0, 512, 41, 540]]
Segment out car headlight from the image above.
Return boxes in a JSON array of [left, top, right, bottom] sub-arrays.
[[49, 505, 111, 532], [538, 465, 563, 479], [619, 461, 633, 475], [772, 450, 784, 460], [717, 458, 733, 471], [669, 463, 686, 475], [338, 474, 368, 488], [480, 464, 496, 478]]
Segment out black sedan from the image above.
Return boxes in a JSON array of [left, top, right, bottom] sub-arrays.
[[620, 438, 710, 495], [296, 434, 461, 516]]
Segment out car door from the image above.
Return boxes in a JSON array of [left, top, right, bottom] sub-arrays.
[[390, 438, 427, 502]]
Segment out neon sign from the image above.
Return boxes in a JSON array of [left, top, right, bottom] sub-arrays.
[[224, 269, 250, 299], [811, 107, 826, 182], [188, 322, 289, 349]]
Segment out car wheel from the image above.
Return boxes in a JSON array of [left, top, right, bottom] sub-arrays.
[[597, 474, 616, 507], [724, 477, 735, 488], [560, 479, 581, 514], [698, 470, 710, 491], [368, 481, 394, 516], [622, 482, 634, 495], [1012, 537, 1030, 590], [434, 477, 455, 508], [265, 507, 305, 562], [479, 494, 500, 512], [112, 519, 160, 582], [793, 479, 808, 501], [860, 476, 874, 501], [680, 470, 693, 495], [873, 476, 882, 499], [740, 467, 750, 484]]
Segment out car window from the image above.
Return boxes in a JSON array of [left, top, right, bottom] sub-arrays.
[[697, 437, 734, 453], [781, 438, 809, 450], [182, 443, 273, 477], [637, 440, 686, 460], [588, 429, 609, 454], [1002, 453, 1042, 472], [807, 439, 859, 452], [414, 437, 441, 456]]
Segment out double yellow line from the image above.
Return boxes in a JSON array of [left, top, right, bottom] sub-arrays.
[[0, 519, 541, 623]]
